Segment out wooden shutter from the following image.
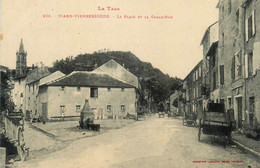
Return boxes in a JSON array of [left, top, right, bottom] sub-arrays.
[[245, 18, 249, 41], [220, 65, 224, 85], [231, 56, 235, 79], [245, 54, 248, 78], [252, 10, 255, 36]]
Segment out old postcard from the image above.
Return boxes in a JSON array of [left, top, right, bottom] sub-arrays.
[[0, 0, 260, 167]]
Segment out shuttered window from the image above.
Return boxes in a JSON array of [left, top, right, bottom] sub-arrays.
[[220, 65, 224, 85], [231, 56, 235, 79], [246, 10, 256, 41], [90, 88, 98, 98], [248, 52, 253, 77]]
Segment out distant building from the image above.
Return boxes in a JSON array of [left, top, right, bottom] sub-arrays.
[[93, 59, 139, 88], [12, 39, 51, 114], [0, 65, 8, 72], [26, 71, 65, 119], [39, 70, 138, 120], [16, 39, 27, 77], [182, 60, 204, 118]]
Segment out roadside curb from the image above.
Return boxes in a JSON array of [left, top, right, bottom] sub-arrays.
[[231, 139, 260, 159], [29, 124, 56, 139]]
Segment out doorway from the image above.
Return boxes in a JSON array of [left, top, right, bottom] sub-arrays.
[[236, 97, 242, 129]]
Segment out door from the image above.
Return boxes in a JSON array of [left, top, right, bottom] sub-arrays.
[[236, 97, 242, 129], [42, 103, 48, 120]]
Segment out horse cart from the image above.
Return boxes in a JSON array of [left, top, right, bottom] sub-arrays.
[[158, 112, 165, 118], [198, 103, 236, 143], [2, 111, 29, 161], [137, 111, 145, 120], [182, 112, 197, 127]]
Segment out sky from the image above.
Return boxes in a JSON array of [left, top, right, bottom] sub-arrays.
[[0, 0, 219, 79]]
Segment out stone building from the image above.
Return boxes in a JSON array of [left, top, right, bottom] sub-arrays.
[[38, 70, 138, 120], [200, 22, 219, 104], [12, 39, 51, 114], [26, 71, 65, 119], [217, 0, 260, 129], [182, 60, 203, 118]]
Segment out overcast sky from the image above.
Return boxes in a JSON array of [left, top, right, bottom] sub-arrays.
[[0, 0, 219, 79]]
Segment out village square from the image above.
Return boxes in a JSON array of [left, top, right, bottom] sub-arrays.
[[1, 0, 260, 167]]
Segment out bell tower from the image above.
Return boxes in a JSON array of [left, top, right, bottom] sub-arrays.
[[16, 39, 27, 77]]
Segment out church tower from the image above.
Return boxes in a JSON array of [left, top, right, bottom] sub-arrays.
[[16, 39, 27, 77]]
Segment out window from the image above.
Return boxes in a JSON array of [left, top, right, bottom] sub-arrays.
[[77, 87, 80, 91], [220, 98, 225, 105], [222, 32, 224, 54], [220, 65, 224, 85], [121, 88, 125, 92], [29, 85, 31, 92], [236, 51, 242, 77], [107, 105, 112, 112], [28, 97, 30, 106], [212, 55, 216, 68], [246, 10, 255, 41], [199, 67, 202, 77], [76, 105, 81, 112], [228, 0, 231, 15], [236, 9, 239, 36], [248, 52, 253, 77], [221, 5, 225, 20], [228, 97, 232, 109], [121, 105, 126, 112], [231, 56, 235, 79], [232, 51, 242, 79], [236, 9, 239, 23], [107, 88, 111, 92], [249, 97, 255, 127], [90, 88, 98, 98], [20, 93, 23, 97], [213, 72, 217, 90], [61, 86, 65, 91]]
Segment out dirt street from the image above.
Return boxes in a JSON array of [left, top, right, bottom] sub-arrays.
[[14, 116, 260, 168]]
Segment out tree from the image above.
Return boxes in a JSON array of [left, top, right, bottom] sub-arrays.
[[0, 71, 15, 115]]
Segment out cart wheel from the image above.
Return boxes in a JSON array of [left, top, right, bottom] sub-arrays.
[[227, 131, 232, 144], [17, 128, 26, 161]]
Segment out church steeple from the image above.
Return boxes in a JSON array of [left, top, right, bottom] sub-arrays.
[[16, 39, 27, 77], [19, 39, 24, 53]]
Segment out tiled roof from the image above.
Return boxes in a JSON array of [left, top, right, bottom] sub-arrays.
[[45, 71, 135, 88]]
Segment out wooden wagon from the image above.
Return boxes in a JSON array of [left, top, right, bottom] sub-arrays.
[[198, 103, 236, 143], [137, 111, 145, 120], [158, 112, 165, 118], [2, 111, 29, 161], [182, 112, 197, 127]]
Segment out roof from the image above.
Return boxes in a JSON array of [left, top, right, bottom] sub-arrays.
[[93, 59, 139, 88], [200, 21, 218, 45], [183, 60, 203, 81], [19, 39, 25, 53], [45, 71, 135, 88]]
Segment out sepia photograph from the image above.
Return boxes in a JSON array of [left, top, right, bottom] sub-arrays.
[[0, 0, 260, 167]]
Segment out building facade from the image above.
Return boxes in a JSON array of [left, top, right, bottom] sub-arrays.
[[39, 71, 137, 120], [12, 40, 51, 114], [26, 71, 65, 119], [182, 60, 203, 118], [217, 0, 260, 130]]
